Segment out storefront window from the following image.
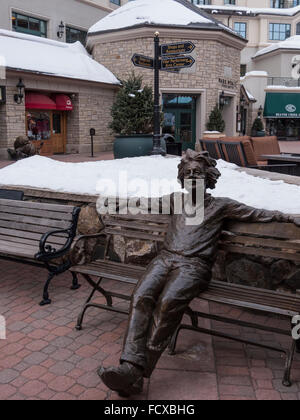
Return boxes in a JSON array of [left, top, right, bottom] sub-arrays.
[[266, 118, 300, 140], [27, 111, 51, 141]]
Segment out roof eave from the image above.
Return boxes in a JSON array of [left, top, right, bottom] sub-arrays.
[[88, 22, 246, 43], [6, 67, 120, 88]]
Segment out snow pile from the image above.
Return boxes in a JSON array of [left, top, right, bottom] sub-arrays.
[[0, 29, 119, 85], [254, 36, 300, 58], [0, 155, 299, 214], [89, 0, 224, 34]]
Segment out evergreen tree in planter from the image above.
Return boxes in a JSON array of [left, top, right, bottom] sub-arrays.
[[110, 72, 165, 158], [251, 117, 265, 137], [206, 104, 226, 133]]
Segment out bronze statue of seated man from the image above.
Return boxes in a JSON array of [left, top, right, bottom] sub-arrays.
[[99, 149, 300, 397]]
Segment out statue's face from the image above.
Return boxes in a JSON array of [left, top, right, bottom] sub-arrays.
[[178, 159, 209, 193], [181, 160, 206, 181]]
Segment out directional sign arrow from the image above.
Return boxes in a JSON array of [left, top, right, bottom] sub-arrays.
[[131, 54, 154, 69], [161, 55, 195, 70], [160, 41, 195, 56]]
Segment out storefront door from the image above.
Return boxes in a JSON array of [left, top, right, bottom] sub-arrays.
[[163, 95, 196, 151], [52, 112, 66, 154], [27, 110, 67, 155]]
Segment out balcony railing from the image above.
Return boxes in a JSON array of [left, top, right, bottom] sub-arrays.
[[268, 77, 300, 87]]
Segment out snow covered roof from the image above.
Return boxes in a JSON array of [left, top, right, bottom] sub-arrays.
[[254, 36, 300, 59], [88, 0, 242, 38], [0, 29, 120, 85], [199, 4, 300, 17]]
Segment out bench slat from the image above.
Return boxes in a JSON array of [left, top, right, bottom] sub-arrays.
[[0, 205, 73, 222], [0, 220, 69, 236], [0, 198, 75, 213], [200, 293, 298, 317], [222, 235, 300, 252], [206, 281, 300, 304], [225, 221, 300, 240], [0, 235, 63, 249], [204, 287, 300, 311], [0, 241, 37, 259], [0, 212, 70, 230], [219, 243, 300, 262], [0, 227, 67, 244]]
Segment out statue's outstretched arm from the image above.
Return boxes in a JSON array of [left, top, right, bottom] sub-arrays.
[[225, 199, 300, 226]]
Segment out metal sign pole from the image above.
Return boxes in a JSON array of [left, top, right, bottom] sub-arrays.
[[151, 32, 165, 156], [90, 128, 95, 158]]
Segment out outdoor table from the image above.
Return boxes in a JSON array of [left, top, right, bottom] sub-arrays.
[[261, 154, 300, 176]]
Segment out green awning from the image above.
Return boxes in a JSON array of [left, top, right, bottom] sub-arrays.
[[264, 92, 300, 118]]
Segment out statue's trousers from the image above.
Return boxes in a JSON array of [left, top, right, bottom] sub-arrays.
[[121, 250, 211, 375]]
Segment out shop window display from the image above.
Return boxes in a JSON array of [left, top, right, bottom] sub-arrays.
[[27, 112, 51, 141]]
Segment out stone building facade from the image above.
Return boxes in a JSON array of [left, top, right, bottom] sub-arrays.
[[0, 71, 118, 158], [88, 0, 247, 149]]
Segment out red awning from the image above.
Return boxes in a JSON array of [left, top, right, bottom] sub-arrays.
[[55, 94, 73, 111], [25, 93, 57, 110]]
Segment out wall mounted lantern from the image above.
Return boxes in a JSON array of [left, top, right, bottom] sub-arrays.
[[14, 78, 25, 104], [57, 21, 65, 39]]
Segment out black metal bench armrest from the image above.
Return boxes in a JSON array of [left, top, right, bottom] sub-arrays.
[[35, 228, 75, 262], [35, 207, 81, 262], [69, 232, 108, 266]]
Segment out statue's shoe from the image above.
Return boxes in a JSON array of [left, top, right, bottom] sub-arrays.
[[98, 363, 144, 397]]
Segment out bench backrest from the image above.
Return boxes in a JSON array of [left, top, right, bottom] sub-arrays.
[[102, 214, 300, 263], [102, 213, 170, 244], [221, 220, 300, 263], [0, 198, 79, 248]]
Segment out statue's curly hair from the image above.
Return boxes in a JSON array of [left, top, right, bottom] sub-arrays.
[[178, 149, 221, 190]]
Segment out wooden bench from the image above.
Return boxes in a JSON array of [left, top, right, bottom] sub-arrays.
[[0, 198, 81, 305], [71, 213, 300, 387]]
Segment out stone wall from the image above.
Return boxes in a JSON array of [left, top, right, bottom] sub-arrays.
[[0, 81, 26, 158], [69, 86, 116, 154]]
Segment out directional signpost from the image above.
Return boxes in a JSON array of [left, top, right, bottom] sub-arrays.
[[160, 41, 195, 56], [131, 54, 154, 70], [161, 55, 195, 71], [132, 35, 196, 155]]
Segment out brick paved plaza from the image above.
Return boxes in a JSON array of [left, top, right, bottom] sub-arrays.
[[0, 259, 300, 400]]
